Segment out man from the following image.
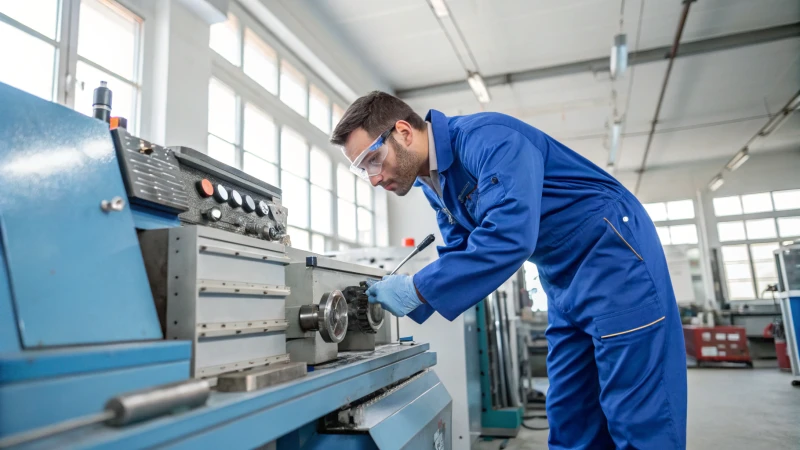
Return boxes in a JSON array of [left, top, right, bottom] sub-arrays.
[[331, 91, 687, 449]]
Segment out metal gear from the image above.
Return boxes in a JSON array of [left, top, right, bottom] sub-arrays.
[[342, 283, 383, 334]]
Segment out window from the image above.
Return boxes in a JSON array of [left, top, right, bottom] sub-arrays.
[[210, 13, 241, 66], [643, 200, 695, 222], [243, 28, 277, 94], [309, 85, 331, 134], [0, 1, 60, 101], [332, 104, 345, 129], [207, 7, 370, 250], [280, 60, 307, 117], [712, 190, 799, 300]]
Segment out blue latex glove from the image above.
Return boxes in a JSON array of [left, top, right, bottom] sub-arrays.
[[366, 274, 423, 317]]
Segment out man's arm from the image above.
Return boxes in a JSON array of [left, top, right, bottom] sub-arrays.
[[406, 188, 472, 323], [412, 125, 544, 321]]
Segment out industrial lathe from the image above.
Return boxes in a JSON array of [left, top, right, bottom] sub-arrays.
[[0, 81, 451, 449]]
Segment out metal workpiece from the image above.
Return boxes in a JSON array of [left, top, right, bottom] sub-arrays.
[[298, 291, 349, 344], [104, 379, 210, 426], [216, 361, 307, 392]]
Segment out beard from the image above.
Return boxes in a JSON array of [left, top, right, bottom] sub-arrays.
[[389, 138, 425, 196]]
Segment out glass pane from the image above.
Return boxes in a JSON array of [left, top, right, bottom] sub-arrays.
[[310, 147, 332, 190], [337, 164, 355, 202], [332, 104, 345, 129], [208, 78, 236, 142], [745, 218, 777, 240], [357, 179, 373, 209], [311, 233, 326, 254], [777, 216, 800, 237], [655, 226, 671, 245], [643, 203, 668, 222], [280, 60, 307, 117], [669, 224, 698, 245], [717, 221, 746, 242], [773, 189, 800, 211], [337, 199, 356, 241], [79, 0, 139, 80], [0, 0, 59, 40], [339, 241, 351, 251], [721, 245, 750, 262], [357, 207, 373, 245], [243, 28, 277, 94], [75, 62, 135, 129], [243, 152, 278, 186], [713, 196, 742, 216], [750, 242, 780, 261], [288, 226, 309, 251], [281, 171, 308, 228], [741, 192, 773, 214], [209, 13, 240, 66], [0, 22, 55, 100], [724, 262, 752, 280], [753, 261, 777, 280], [310, 185, 332, 234], [207, 134, 236, 167], [280, 127, 308, 177], [727, 281, 755, 300], [666, 200, 694, 220], [309, 84, 331, 133], [243, 104, 276, 162]]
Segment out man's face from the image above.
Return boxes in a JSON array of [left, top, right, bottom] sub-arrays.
[[343, 126, 423, 197]]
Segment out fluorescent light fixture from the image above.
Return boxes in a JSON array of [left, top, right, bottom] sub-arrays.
[[610, 34, 628, 79], [759, 110, 793, 137], [787, 91, 800, 111], [708, 174, 724, 192], [725, 148, 750, 171], [429, 0, 449, 18], [608, 120, 622, 166], [467, 72, 491, 103]]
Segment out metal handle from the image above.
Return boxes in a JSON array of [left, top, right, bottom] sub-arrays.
[[100, 196, 125, 212], [389, 234, 436, 275]]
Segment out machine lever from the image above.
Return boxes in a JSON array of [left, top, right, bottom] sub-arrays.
[[388, 234, 435, 276]]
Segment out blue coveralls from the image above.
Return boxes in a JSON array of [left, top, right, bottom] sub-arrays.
[[409, 110, 687, 449]]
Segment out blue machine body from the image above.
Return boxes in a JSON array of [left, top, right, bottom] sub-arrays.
[[0, 82, 450, 449], [775, 244, 800, 377]]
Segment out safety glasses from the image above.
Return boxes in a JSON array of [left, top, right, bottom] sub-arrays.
[[347, 126, 394, 181]]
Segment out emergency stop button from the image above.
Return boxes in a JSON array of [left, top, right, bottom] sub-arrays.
[[196, 179, 214, 197]]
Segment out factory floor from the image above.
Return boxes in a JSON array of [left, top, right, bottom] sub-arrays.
[[475, 364, 800, 449]]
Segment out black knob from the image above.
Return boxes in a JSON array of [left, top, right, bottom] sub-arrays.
[[213, 184, 228, 203], [268, 227, 279, 240], [203, 207, 222, 222], [256, 200, 269, 217], [229, 190, 243, 208], [243, 195, 256, 213]]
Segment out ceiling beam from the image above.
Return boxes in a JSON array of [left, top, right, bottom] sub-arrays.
[[395, 22, 800, 99]]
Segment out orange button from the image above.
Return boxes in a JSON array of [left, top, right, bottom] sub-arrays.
[[196, 179, 214, 197]]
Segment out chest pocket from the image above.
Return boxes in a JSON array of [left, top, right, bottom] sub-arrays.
[[459, 174, 505, 222]]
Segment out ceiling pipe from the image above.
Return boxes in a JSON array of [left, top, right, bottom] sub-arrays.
[[633, 0, 695, 195]]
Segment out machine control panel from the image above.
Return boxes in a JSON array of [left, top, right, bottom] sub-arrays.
[[110, 128, 190, 214], [170, 146, 287, 242]]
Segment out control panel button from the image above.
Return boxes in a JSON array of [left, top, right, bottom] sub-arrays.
[[196, 179, 214, 198], [213, 184, 229, 203], [243, 195, 256, 213], [229, 189, 243, 208], [203, 207, 222, 222], [256, 200, 269, 217]]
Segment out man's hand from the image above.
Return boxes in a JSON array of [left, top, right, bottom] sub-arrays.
[[365, 275, 422, 317]]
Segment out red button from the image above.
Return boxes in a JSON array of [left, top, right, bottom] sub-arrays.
[[196, 179, 214, 197]]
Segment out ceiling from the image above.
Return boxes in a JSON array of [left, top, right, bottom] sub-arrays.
[[313, 0, 800, 187]]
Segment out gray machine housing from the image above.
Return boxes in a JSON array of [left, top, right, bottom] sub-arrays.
[[285, 254, 391, 364], [139, 225, 292, 379]]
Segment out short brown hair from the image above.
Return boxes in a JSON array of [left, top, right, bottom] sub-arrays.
[[330, 91, 426, 146]]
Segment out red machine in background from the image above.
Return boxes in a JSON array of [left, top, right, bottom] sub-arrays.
[[683, 326, 753, 367]]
